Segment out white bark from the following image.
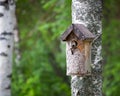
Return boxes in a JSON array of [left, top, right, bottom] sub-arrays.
[[0, 0, 16, 96], [71, 0, 102, 96]]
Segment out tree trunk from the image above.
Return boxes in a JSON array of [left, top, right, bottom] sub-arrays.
[[71, 0, 102, 96], [14, 23, 21, 66], [0, 0, 16, 96]]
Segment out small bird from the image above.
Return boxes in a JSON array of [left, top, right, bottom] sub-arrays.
[[71, 40, 77, 55]]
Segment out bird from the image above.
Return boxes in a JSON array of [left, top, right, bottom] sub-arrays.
[[71, 40, 78, 55]]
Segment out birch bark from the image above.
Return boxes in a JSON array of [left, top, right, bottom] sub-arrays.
[[0, 0, 16, 96], [71, 0, 102, 96]]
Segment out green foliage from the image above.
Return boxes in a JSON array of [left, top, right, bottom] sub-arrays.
[[12, 0, 71, 96], [103, 20, 120, 96], [103, 0, 120, 96]]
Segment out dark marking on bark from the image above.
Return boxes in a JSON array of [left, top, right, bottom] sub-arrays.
[[77, 91, 80, 95], [7, 74, 12, 78], [14, 26, 18, 30], [0, 13, 4, 17], [9, 22, 12, 25], [0, 52, 8, 57], [0, 1, 7, 5], [0, 37, 7, 40], [9, 0, 15, 5], [1, 31, 13, 36], [7, 45, 11, 48], [5, 85, 11, 90], [0, 0, 9, 10]]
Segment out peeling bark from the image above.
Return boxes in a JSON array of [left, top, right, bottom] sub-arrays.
[[0, 0, 16, 96], [71, 0, 102, 96]]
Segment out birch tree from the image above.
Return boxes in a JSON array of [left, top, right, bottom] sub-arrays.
[[71, 0, 102, 96], [14, 23, 21, 66], [0, 0, 16, 96]]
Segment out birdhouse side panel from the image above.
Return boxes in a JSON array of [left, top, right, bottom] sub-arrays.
[[84, 42, 92, 75]]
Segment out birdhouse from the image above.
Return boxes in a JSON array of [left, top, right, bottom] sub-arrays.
[[61, 24, 95, 76]]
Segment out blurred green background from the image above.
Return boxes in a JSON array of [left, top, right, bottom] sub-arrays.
[[12, 0, 120, 96]]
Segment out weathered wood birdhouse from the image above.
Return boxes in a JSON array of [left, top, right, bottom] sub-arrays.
[[61, 24, 95, 76]]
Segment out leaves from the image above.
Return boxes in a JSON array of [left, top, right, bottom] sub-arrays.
[[12, 0, 71, 96]]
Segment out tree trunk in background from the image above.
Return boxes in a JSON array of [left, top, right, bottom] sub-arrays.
[[71, 0, 102, 96], [14, 23, 21, 66], [0, 0, 16, 96]]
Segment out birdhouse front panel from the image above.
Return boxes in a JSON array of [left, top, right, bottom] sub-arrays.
[[66, 33, 86, 76]]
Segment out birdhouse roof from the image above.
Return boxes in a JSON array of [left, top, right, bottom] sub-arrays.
[[61, 24, 95, 41]]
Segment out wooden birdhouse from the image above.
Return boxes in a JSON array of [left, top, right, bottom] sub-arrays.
[[61, 24, 95, 76]]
